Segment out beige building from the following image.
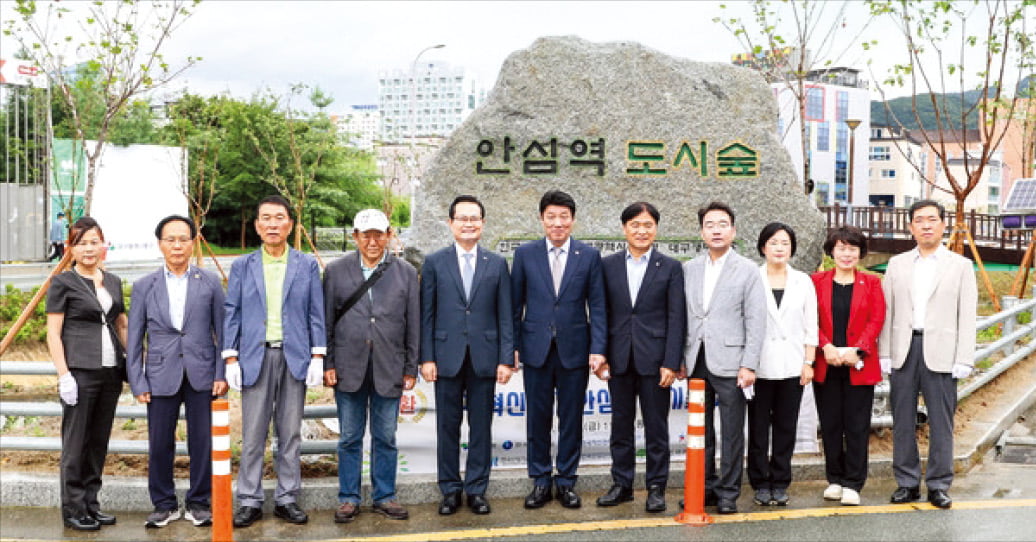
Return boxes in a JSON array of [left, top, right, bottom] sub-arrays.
[[866, 125, 930, 208]]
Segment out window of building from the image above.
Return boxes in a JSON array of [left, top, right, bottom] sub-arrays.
[[817, 121, 830, 151], [871, 128, 883, 139], [989, 186, 1000, 198], [880, 169, 896, 178], [870, 146, 891, 161], [836, 123, 848, 155], [836, 91, 848, 121], [806, 86, 824, 121]]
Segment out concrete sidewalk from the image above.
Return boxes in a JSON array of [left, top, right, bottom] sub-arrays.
[[3, 375, 1033, 513]]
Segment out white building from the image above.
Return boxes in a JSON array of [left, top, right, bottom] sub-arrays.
[[335, 105, 381, 152], [772, 67, 871, 206], [377, 60, 484, 142], [866, 125, 930, 208]]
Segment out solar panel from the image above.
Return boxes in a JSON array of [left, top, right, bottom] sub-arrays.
[[1003, 178, 1036, 212]]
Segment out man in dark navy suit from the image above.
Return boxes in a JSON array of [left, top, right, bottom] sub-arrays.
[[420, 195, 514, 516], [511, 190, 607, 509], [596, 202, 685, 513]]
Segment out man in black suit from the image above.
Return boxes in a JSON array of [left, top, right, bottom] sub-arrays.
[[420, 195, 514, 516], [511, 190, 607, 509], [596, 202, 686, 513]]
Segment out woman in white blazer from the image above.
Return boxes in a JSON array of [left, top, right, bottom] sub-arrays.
[[747, 223, 818, 507]]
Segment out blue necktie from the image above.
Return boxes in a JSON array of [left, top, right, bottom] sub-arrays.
[[462, 253, 474, 300]]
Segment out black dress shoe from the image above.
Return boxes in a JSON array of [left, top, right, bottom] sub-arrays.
[[524, 485, 552, 509], [596, 484, 634, 507], [63, 515, 101, 531], [233, 506, 263, 527], [467, 494, 491, 515], [679, 492, 718, 509], [645, 485, 666, 513], [90, 509, 117, 525], [274, 503, 309, 524], [439, 491, 461, 515], [890, 486, 921, 504], [556, 485, 582, 509], [928, 489, 952, 509], [716, 498, 738, 514]]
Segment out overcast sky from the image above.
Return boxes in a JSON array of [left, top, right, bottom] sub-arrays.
[[2, 1, 1023, 111]]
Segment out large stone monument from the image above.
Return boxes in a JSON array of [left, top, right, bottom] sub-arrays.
[[410, 36, 826, 270]]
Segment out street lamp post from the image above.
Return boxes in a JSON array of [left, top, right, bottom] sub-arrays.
[[409, 43, 445, 195], [845, 118, 861, 206]]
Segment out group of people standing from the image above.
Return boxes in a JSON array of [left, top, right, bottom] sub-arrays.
[[45, 191, 975, 532]]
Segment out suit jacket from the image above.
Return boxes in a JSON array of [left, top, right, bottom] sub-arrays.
[[878, 247, 977, 372], [222, 248, 326, 387], [46, 269, 127, 371], [812, 269, 886, 385], [323, 251, 419, 398], [420, 244, 514, 378], [511, 237, 606, 370], [602, 249, 686, 375], [682, 250, 766, 377], [126, 266, 225, 396], [757, 264, 819, 380]]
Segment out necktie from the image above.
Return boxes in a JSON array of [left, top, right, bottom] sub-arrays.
[[462, 253, 474, 300], [551, 247, 563, 295]]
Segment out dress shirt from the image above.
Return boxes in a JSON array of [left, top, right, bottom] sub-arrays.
[[360, 250, 388, 301], [625, 248, 651, 306], [261, 246, 288, 341], [455, 243, 478, 275], [164, 266, 189, 331], [702, 248, 732, 312], [911, 246, 947, 330], [546, 237, 572, 286], [97, 285, 116, 367]]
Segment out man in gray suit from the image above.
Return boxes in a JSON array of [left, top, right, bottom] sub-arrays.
[[682, 201, 766, 514], [879, 199, 976, 509], [323, 208, 419, 523], [127, 215, 226, 528], [421, 195, 514, 516]]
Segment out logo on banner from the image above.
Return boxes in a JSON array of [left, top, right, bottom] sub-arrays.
[[398, 388, 429, 424]]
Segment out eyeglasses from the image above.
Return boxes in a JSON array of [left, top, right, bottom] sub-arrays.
[[452, 216, 483, 223], [161, 237, 193, 245]]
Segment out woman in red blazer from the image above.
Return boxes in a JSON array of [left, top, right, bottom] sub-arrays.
[[810, 226, 885, 507]]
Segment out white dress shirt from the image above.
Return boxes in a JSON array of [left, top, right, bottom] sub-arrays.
[[702, 248, 732, 312], [455, 243, 478, 274], [911, 246, 947, 330], [546, 237, 571, 283], [164, 266, 190, 331], [625, 248, 651, 306]]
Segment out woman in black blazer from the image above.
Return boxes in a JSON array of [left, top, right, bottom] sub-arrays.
[[45, 216, 128, 531]]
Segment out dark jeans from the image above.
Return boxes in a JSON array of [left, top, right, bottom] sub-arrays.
[[60, 367, 122, 519], [813, 367, 874, 492], [747, 376, 803, 490]]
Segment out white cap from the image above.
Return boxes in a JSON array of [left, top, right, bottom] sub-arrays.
[[353, 209, 390, 232]]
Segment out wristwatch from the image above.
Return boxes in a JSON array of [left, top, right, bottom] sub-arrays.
[[857, 349, 867, 359], [804, 359, 814, 366]]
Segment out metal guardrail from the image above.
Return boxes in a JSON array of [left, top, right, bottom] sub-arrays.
[[3, 287, 1035, 454]]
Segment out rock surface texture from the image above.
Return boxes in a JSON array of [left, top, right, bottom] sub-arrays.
[[410, 35, 825, 270]]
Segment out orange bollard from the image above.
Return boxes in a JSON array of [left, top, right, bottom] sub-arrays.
[[675, 378, 712, 525], [212, 398, 234, 542]]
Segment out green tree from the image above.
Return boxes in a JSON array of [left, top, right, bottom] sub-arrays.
[[4, 0, 199, 213]]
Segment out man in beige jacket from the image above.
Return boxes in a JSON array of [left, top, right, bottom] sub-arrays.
[[878, 200, 976, 509]]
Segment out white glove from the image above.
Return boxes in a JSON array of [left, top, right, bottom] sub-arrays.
[[58, 372, 78, 406], [880, 357, 892, 375], [305, 357, 323, 388], [951, 363, 973, 379], [742, 384, 755, 401], [225, 362, 242, 391]]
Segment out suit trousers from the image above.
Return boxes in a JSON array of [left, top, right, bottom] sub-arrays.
[[813, 366, 874, 492], [691, 350, 746, 501], [60, 367, 122, 518], [435, 350, 496, 496], [890, 334, 957, 491], [524, 341, 589, 488], [237, 347, 306, 507], [747, 377, 803, 490], [607, 368, 671, 489], [147, 373, 213, 511]]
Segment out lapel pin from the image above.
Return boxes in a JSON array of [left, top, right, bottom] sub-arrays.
[[194, 273, 200, 279], [574, 250, 580, 255]]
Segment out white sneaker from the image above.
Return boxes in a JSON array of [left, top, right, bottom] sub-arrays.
[[841, 488, 860, 506], [823, 483, 843, 501]]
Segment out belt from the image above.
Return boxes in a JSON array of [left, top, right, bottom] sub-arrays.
[[265, 341, 283, 348], [912, 329, 924, 337]]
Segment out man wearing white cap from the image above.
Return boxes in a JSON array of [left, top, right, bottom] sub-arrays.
[[323, 209, 420, 523]]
